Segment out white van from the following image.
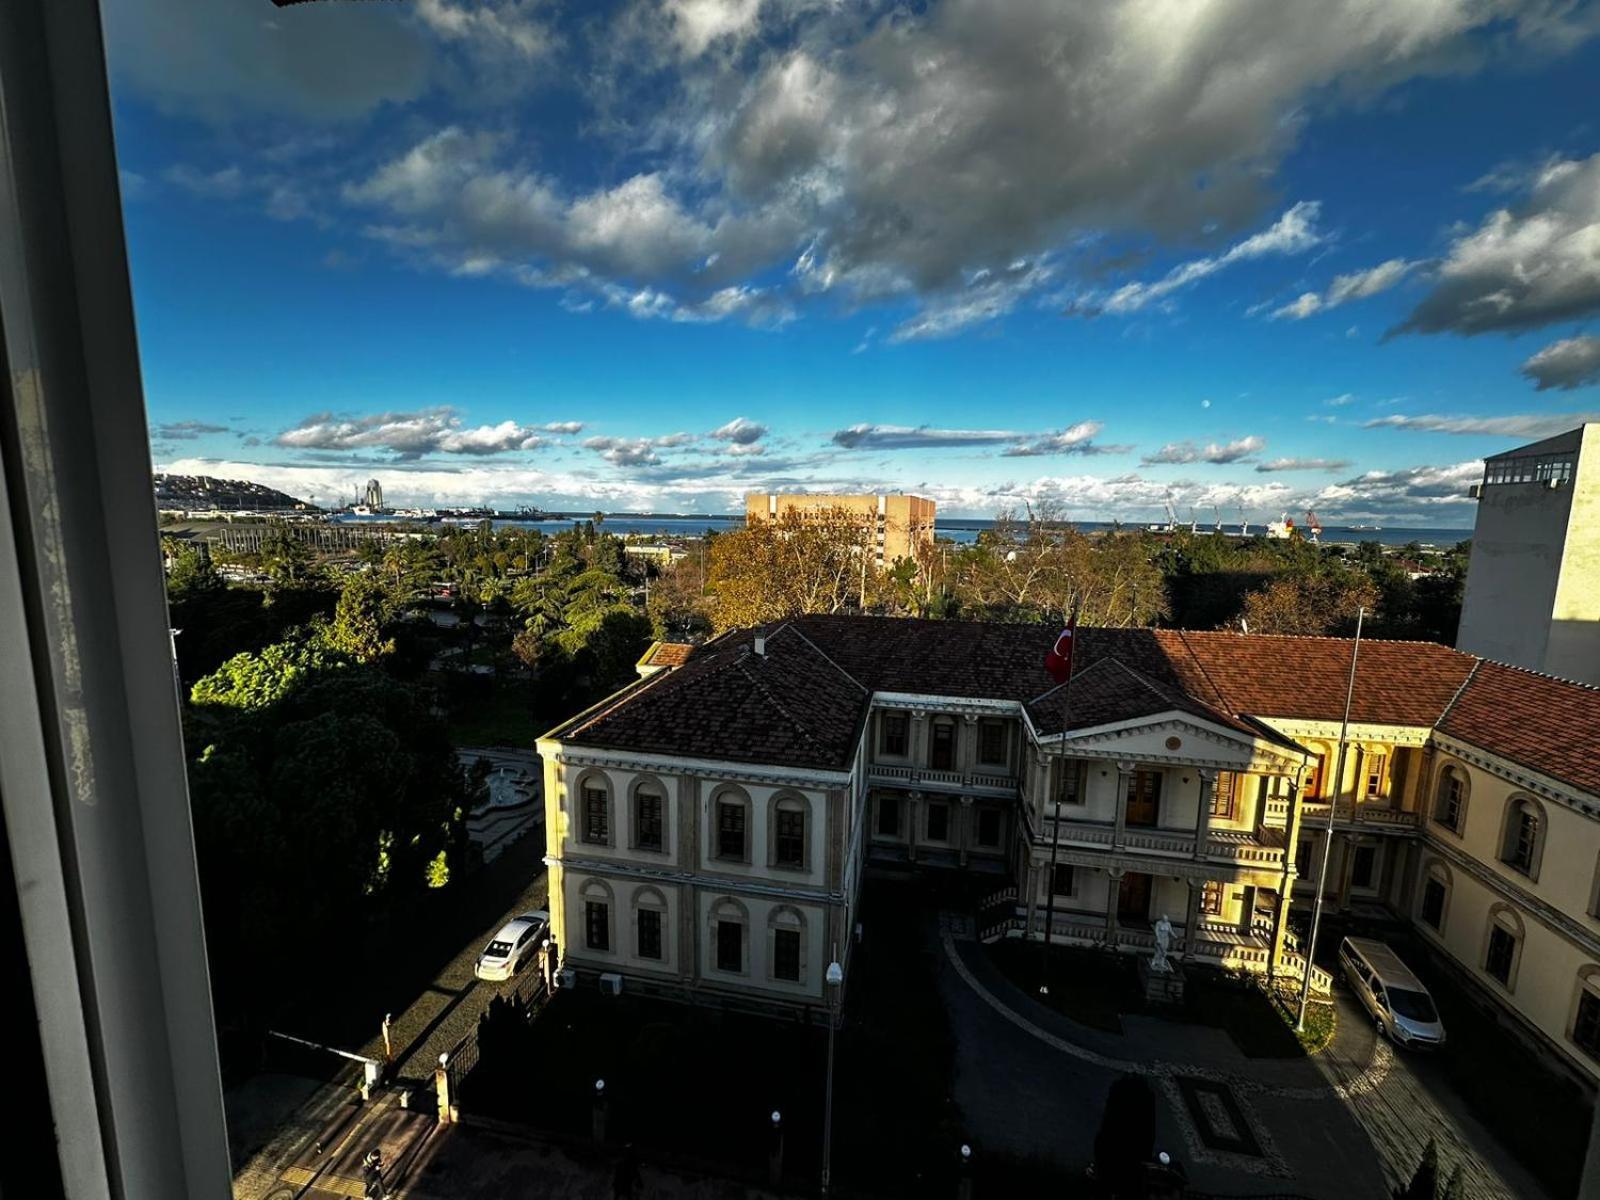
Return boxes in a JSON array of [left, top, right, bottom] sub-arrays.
[[1338, 937, 1446, 1048]]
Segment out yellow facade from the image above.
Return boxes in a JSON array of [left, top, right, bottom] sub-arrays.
[[744, 492, 936, 566]]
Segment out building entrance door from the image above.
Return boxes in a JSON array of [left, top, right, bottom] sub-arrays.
[[1117, 872, 1151, 924]]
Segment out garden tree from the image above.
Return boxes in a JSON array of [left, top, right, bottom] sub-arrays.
[[1441, 1164, 1464, 1200], [322, 571, 397, 664], [163, 537, 223, 601], [949, 509, 1168, 626], [1241, 571, 1379, 636], [706, 506, 879, 630], [259, 527, 314, 590], [646, 550, 714, 641], [186, 661, 467, 1028], [510, 625, 550, 672], [552, 605, 653, 687], [1395, 1138, 1439, 1200], [189, 632, 344, 709]]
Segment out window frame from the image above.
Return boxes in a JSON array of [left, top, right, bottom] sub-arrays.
[[1050, 863, 1076, 897], [1482, 905, 1524, 991], [710, 897, 749, 976], [769, 906, 806, 984], [1498, 795, 1545, 880], [1055, 758, 1087, 806], [880, 711, 909, 757], [977, 719, 1007, 767], [578, 772, 612, 846], [876, 793, 900, 837], [929, 719, 957, 770], [632, 780, 666, 853], [1433, 764, 1468, 834], [926, 799, 950, 842], [770, 793, 809, 870], [1209, 771, 1237, 820], [712, 786, 751, 864]]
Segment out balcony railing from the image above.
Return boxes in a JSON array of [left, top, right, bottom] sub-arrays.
[[1037, 817, 1286, 868], [1299, 799, 1422, 830], [867, 763, 1018, 796]]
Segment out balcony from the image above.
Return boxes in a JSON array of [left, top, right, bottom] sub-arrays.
[[868, 762, 1019, 798], [1299, 799, 1422, 832], [1036, 816, 1287, 870]]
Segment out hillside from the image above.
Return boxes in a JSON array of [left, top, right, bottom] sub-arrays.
[[154, 473, 316, 512]]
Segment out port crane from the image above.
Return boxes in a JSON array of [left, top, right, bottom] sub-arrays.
[[1304, 510, 1324, 543]]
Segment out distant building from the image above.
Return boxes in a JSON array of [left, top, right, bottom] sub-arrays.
[[744, 492, 935, 566], [1457, 425, 1600, 685]]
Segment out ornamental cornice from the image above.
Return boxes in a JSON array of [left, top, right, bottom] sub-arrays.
[[1420, 835, 1600, 959], [1428, 733, 1600, 822]]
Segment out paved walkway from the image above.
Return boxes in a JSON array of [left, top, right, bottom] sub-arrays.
[[938, 914, 1548, 1199]]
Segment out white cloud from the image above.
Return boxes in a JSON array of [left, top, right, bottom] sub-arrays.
[[1093, 203, 1321, 316], [583, 433, 695, 466], [1396, 154, 1600, 335], [1520, 335, 1600, 391], [414, 0, 552, 61], [1269, 258, 1416, 320], [1141, 436, 1266, 465], [1366, 411, 1600, 437], [665, 0, 763, 56], [1255, 457, 1351, 473], [710, 416, 768, 444], [831, 422, 1125, 456], [274, 408, 560, 458]]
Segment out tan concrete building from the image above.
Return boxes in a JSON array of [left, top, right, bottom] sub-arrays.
[[539, 615, 1600, 1089], [1457, 424, 1600, 685], [744, 492, 935, 566]]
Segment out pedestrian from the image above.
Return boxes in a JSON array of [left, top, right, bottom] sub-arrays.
[[612, 1142, 641, 1200], [363, 1147, 386, 1199]]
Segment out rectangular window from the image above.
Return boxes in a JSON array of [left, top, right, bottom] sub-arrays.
[[717, 801, 747, 860], [775, 808, 805, 868], [586, 900, 609, 951], [1351, 844, 1376, 889], [930, 723, 956, 770], [1051, 864, 1075, 896], [1575, 991, 1600, 1059], [978, 720, 1006, 766], [1307, 754, 1327, 799], [881, 712, 908, 757], [774, 929, 801, 982], [1201, 882, 1223, 916], [877, 795, 900, 837], [1296, 839, 1313, 879], [1056, 759, 1086, 805], [1210, 772, 1237, 819], [1126, 770, 1162, 827], [635, 791, 663, 851], [1485, 924, 1516, 985], [1420, 878, 1446, 930], [977, 808, 1001, 847], [637, 908, 662, 960], [927, 801, 950, 841], [1365, 754, 1387, 799], [583, 786, 609, 844], [1509, 811, 1537, 873], [716, 919, 742, 972]]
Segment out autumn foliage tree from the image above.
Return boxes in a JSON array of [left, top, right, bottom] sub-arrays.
[[1241, 571, 1378, 636], [706, 507, 881, 630]]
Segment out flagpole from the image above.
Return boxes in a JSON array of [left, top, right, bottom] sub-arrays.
[[1296, 606, 1364, 1032], [1038, 607, 1079, 996]]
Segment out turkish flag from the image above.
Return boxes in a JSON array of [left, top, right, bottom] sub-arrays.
[[1044, 609, 1079, 685]]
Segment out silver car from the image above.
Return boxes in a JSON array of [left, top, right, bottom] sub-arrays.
[[1338, 937, 1446, 1048], [473, 910, 550, 983]]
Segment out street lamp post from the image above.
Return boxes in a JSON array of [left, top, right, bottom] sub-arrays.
[[821, 957, 844, 1196]]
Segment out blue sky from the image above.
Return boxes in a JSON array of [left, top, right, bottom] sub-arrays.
[[109, 0, 1600, 523]]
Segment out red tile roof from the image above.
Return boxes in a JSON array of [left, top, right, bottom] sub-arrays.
[[641, 641, 695, 669], [551, 615, 1600, 796], [1437, 660, 1600, 794]]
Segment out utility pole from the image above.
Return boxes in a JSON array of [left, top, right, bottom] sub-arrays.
[[1297, 606, 1364, 1031]]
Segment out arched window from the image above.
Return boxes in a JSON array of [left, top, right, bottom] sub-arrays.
[[579, 878, 614, 953], [1498, 795, 1545, 879], [709, 897, 749, 975], [1432, 764, 1469, 834], [1482, 904, 1524, 991], [1304, 742, 1331, 799], [1569, 966, 1600, 1061], [1418, 859, 1452, 933], [769, 905, 808, 984], [633, 886, 667, 962], [577, 771, 612, 846], [712, 785, 752, 863], [769, 793, 810, 871], [630, 776, 668, 853]]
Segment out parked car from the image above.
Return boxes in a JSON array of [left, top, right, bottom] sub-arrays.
[[473, 911, 550, 983], [1338, 937, 1446, 1048]]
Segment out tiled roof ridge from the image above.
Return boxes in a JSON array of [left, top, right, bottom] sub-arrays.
[[1436, 657, 1484, 726], [1114, 655, 1240, 729], [1170, 626, 1468, 649], [731, 648, 824, 754], [1027, 655, 1117, 705], [1169, 628, 1238, 714], [1468, 654, 1600, 693], [781, 622, 869, 694], [561, 664, 679, 738]]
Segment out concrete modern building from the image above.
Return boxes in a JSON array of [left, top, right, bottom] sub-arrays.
[[539, 615, 1600, 1088], [1457, 424, 1600, 685], [744, 492, 936, 567]]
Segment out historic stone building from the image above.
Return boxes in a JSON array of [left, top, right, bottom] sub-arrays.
[[539, 615, 1600, 1085]]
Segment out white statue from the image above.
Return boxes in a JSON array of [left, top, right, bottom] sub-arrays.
[[1151, 913, 1174, 973]]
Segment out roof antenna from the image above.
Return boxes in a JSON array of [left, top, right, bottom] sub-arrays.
[[754, 633, 767, 657]]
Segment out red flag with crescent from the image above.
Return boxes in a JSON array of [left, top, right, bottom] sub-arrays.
[[1044, 607, 1079, 685]]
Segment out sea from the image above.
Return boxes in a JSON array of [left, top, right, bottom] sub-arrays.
[[334, 512, 1470, 548]]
